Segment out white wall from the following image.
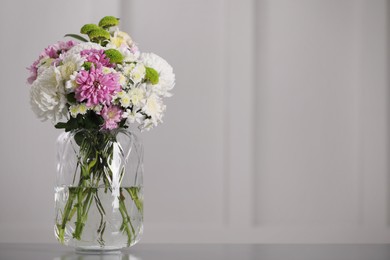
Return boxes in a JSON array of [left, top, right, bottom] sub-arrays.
[[0, 0, 389, 243]]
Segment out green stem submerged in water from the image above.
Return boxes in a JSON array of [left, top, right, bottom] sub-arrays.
[[56, 130, 143, 247], [57, 186, 142, 246]]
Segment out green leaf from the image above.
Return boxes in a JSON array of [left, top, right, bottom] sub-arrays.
[[119, 119, 128, 128], [83, 115, 96, 129], [74, 131, 85, 146], [55, 122, 68, 129], [66, 117, 79, 132], [87, 153, 98, 172], [64, 34, 89, 42], [82, 110, 103, 130], [66, 93, 77, 103], [145, 67, 159, 85]]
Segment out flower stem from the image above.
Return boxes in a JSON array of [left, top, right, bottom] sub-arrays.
[[118, 189, 134, 246], [57, 188, 76, 244], [95, 191, 106, 246], [125, 187, 143, 214], [73, 187, 95, 240]]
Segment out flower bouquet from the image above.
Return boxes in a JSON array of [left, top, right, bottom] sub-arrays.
[[27, 16, 175, 250]]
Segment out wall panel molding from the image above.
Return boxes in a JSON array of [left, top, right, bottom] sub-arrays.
[[225, 0, 256, 228]]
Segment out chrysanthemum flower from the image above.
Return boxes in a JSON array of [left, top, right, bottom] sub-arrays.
[[59, 53, 85, 81], [142, 93, 164, 122], [140, 53, 175, 97], [27, 60, 39, 84], [128, 87, 146, 107], [44, 40, 76, 59], [69, 103, 88, 118], [75, 65, 121, 106], [27, 41, 77, 84], [100, 105, 123, 130], [80, 49, 113, 68], [30, 67, 67, 123]]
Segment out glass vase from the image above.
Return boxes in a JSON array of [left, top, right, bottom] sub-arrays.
[[54, 128, 143, 251]]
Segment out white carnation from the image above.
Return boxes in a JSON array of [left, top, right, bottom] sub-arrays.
[[30, 67, 68, 124], [140, 53, 175, 97]]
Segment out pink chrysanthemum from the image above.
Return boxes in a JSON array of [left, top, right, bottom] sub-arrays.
[[58, 41, 77, 52], [100, 105, 123, 130], [75, 65, 120, 106], [27, 40, 77, 84], [27, 60, 40, 84], [44, 40, 76, 59], [81, 49, 113, 68]]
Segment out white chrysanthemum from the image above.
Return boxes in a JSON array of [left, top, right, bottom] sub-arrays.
[[30, 67, 67, 123], [119, 93, 131, 107], [142, 93, 165, 122], [122, 47, 140, 62], [65, 42, 103, 56], [115, 90, 126, 99], [123, 63, 135, 77], [37, 57, 54, 76], [69, 105, 78, 118], [78, 104, 87, 114], [140, 53, 175, 97], [65, 71, 79, 92], [119, 74, 127, 86], [140, 118, 157, 131], [130, 63, 146, 84], [107, 29, 133, 49], [128, 86, 146, 107], [92, 105, 103, 113], [59, 53, 84, 80], [102, 66, 116, 74], [69, 103, 88, 118], [106, 29, 140, 62], [124, 108, 144, 124]]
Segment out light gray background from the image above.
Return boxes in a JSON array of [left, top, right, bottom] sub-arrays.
[[0, 0, 389, 243]]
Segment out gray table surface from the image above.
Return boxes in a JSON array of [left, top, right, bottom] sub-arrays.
[[0, 243, 390, 260]]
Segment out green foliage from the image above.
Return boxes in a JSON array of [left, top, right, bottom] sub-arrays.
[[145, 67, 159, 85], [98, 16, 119, 29], [64, 34, 89, 42], [66, 93, 77, 103], [54, 122, 68, 129], [54, 110, 104, 132], [104, 49, 124, 64], [80, 24, 100, 34]]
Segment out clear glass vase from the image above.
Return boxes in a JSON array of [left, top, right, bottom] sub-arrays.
[[54, 128, 143, 251]]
